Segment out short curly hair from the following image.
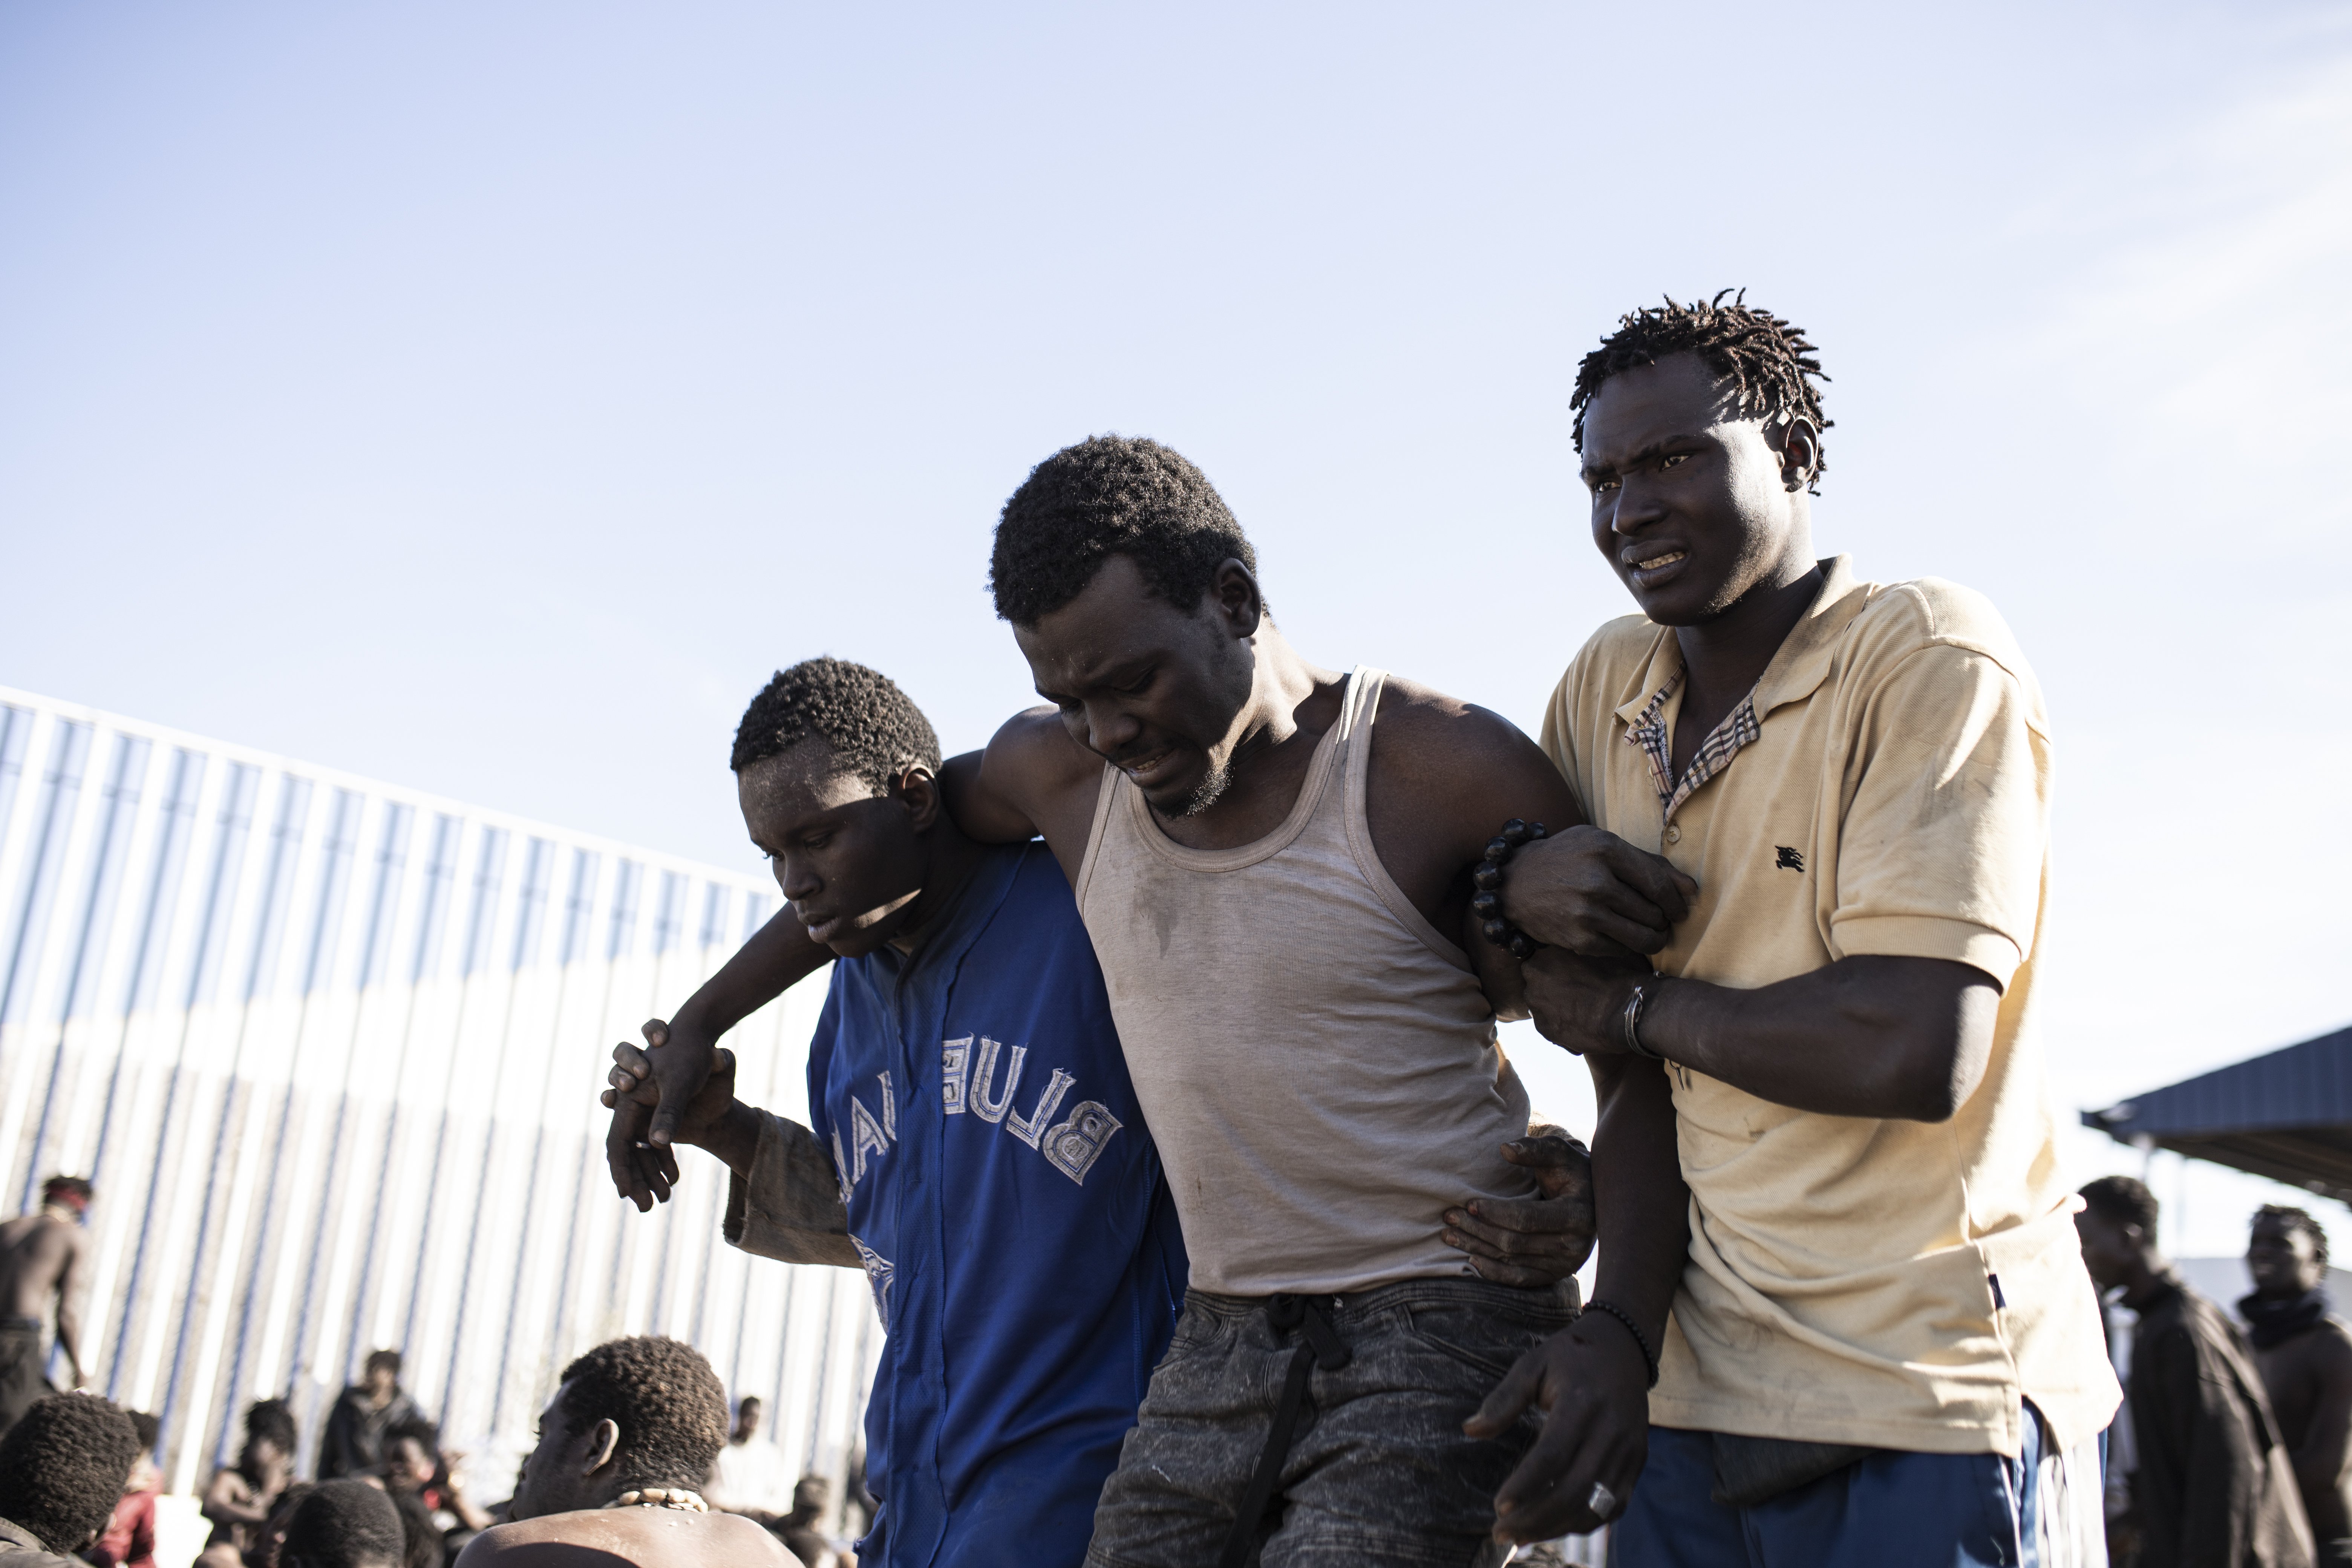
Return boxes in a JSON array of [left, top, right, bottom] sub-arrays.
[[1571, 291, 1833, 487], [284, 1479, 404, 1568], [989, 435, 1258, 627], [730, 658, 942, 793], [0, 1392, 139, 1551], [2255, 1205, 2331, 1268], [556, 1335, 729, 1491]]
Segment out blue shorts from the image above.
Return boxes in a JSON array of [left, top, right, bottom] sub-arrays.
[[1612, 1406, 2102, 1568]]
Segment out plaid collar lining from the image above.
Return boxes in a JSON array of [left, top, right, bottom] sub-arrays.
[[1623, 675, 1763, 823]]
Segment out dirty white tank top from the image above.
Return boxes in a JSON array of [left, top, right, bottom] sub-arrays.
[[1074, 666, 1536, 1295]]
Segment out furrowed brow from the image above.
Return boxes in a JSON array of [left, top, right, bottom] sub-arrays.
[[1037, 652, 1149, 699]]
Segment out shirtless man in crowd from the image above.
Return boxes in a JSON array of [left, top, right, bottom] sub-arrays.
[[454, 1336, 788, 1568], [0, 1178, 91, 1441]]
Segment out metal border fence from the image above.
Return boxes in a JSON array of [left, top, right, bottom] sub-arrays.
[[0, 686, 875, 1504]]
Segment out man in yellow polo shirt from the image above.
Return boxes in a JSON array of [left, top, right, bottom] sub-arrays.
[[1462, 293, 2121, 1565]]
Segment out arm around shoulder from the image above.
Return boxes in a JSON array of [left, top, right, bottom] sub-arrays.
[[945, 705, 1099, 843]]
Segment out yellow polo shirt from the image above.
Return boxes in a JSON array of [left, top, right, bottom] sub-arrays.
[[1539, 556, 2120, 1456]]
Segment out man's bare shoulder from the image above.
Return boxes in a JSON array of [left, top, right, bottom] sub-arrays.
[[455, 1508, 789, 1568], [983, 704, 1098, 782], [949, 705, 1104, 864], [1366, 674, 1582, 848], [0, 1215, 76, 1264], [1371, 675, 1563, 784]]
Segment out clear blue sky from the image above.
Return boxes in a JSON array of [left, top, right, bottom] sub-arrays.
[[5, 1, 2348, 1256]]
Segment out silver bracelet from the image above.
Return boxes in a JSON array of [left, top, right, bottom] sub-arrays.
[[1621, 982, 1664, 1061]]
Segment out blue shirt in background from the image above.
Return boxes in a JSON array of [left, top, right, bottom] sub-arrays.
[[808, 841, 1188, 1568]]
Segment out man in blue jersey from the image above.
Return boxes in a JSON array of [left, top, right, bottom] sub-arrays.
[[603, 658, 1591, 1568]]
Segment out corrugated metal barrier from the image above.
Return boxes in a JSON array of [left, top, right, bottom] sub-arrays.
[[0, 686, 876, 1506]]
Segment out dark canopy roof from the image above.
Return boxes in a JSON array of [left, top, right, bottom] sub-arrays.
[[2084, 1023, 2352, 1203]]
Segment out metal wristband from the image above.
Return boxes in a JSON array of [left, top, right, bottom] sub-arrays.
[[1620, 982, 1664, 1061], [1582, 1298, 1661, 1389]]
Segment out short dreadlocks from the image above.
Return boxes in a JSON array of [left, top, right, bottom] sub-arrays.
[[990, 435, 1258, 627], [556, 1335, 730, 1491], [730, 658, 942, 792], [1571, 291, 1832, 486], [2256, 1204, 2331, 1268]]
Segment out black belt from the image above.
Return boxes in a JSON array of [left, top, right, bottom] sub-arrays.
[[1216, 1294, 1354, 1568]]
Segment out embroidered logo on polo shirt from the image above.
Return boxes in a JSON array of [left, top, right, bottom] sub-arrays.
[[1775, 846, 1805, 872]]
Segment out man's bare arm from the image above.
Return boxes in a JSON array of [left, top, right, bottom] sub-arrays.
[[940, 747, 1038, 844], [1361, 681, 1690, 967], [1464, 902, 1530, 1022], [1522, 946, 2000, 1122], [202, 1471, 270, 1526], [941, 707, 1106, 882], [617, 907, 832, 1202], [54, 1228, 87, 1384], [1468, 1055, 1689, 1540]]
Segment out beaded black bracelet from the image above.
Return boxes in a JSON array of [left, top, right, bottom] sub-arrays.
[[1470, 819, 1547, 959], [1581, 1298, 1660, 1389]]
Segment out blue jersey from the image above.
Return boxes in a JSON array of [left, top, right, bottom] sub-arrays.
[[807, 841, 1188, 1568]]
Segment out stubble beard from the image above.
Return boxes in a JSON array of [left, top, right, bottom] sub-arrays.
[[1173, 760, 1234, 818]]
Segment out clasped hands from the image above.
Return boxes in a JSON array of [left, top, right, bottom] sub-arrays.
[[602, 1018, 741, 1211], [1493, 824, 1696, 1057]]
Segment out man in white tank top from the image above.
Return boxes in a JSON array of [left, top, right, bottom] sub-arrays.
[[927, 436, 1694, 1568], [605, 648, 1610, 1567]]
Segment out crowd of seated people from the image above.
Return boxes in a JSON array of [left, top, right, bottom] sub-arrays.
[[0, 1336, 846, 1568]]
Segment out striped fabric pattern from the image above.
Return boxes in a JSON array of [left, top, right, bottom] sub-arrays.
[[0, 687, 875, 1501], [1621, 677, 1763, 824]]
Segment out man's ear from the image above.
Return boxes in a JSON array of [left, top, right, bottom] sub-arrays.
[[1209, 558, 1265, 641], [581, 1418, 621, 1478], [1775, 419, 1821, 492], [896, 767, 943, 832]]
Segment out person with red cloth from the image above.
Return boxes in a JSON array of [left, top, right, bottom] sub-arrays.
[[83, 1410, 159, 1568]]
